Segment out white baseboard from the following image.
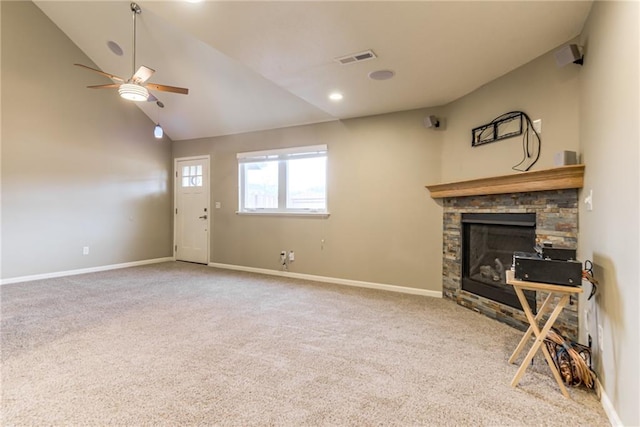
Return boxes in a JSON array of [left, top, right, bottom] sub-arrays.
[[598, 378, 623, 426], [208, 262, 442, 298], [0, 257, 175, 285]]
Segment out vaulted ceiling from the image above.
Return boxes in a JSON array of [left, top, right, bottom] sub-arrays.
[[35, 1, 592, 141]]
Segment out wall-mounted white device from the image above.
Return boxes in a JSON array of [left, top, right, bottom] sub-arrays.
[[555, 44, 584, 67], [424, 115, 440, 129]]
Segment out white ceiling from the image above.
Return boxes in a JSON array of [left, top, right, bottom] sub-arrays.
[[35, 1, 593, 142]]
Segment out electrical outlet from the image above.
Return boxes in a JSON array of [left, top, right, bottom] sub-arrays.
[[584, 189, 593, 211], [82, 246, 89, 255], [280, 251, 287, 263], [584, 309, 590, 333], [288, 251, 295, 262], [598, 324, 604, 351]]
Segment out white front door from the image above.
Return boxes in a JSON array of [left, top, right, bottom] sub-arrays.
[[175, 157, 210, 264]]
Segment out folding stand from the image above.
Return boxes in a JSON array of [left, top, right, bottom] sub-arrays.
[[506, 270, 583, 398]]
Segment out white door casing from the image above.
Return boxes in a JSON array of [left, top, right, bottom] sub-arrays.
[[174, 156, 210, 264]]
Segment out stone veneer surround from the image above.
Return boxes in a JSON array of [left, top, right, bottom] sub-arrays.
[[442, 189, 579, 340]]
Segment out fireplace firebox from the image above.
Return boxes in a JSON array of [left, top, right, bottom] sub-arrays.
[[461, 213, 536, 311]]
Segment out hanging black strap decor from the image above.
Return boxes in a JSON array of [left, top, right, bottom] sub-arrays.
[[472, 111, 524, 146], [471, 110, 542, 172]]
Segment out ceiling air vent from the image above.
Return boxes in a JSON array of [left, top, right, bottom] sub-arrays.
[[334, 49, 377, 65]]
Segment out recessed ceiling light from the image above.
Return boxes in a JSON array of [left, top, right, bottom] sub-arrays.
[[368, 69, 395, 81], [329, 92, 343, 101], [107, 40, 123, 56]]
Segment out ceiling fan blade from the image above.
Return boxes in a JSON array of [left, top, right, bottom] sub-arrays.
[[74, 64, 124, 82], [132, 65, 155, 84], [146, 83, 189, 95], [87, 84, 120, 89]]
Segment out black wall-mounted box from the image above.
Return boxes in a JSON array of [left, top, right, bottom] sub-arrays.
[[514, 253, 582, 286]]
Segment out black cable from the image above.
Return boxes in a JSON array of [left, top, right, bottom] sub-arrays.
[[510, 111, 541, 172], [583, 260, 598, 300], [525, 121, 531, 157]]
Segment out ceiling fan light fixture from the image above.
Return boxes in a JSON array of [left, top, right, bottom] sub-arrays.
[[119, 83, 149, 101], [74, 3, 188, 105]]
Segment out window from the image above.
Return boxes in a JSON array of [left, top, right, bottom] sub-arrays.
[[238, 145, 327, 215], [182, 165, 203, 187]]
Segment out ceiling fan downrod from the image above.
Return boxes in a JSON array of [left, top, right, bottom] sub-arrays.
[[130, 2, 142, 79]]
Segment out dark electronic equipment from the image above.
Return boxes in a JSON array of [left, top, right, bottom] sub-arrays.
[[542, 247, 577, 261], [513, 251, 582, 287]]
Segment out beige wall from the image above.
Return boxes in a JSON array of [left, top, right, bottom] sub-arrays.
[[173, 109, 444, 292], [1, 1, 173, 279], [578, 2, 639, 425], [170, 37, 583, 295], [440, 40, 581, 182]]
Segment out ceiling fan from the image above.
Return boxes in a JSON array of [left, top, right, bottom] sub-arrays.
[[74, 2, 188, 102]]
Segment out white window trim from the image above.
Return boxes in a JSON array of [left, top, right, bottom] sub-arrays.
[[235, 211, 330, 218], [237, 145, 329, 216], [237, 144, 327, 161]]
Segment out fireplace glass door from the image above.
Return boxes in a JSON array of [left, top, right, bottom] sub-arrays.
[[461, 213, 536, 311]]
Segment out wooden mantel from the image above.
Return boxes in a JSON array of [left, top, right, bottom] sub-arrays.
[[426, 164, 584, 199]]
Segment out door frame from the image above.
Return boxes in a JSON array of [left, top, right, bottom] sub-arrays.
[[173, 155, 211, 264]]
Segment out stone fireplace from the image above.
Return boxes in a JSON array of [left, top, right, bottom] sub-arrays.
[[427, 165, 584, 341]]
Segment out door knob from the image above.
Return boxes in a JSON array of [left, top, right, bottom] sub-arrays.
[[199, 215, 208, 219]]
